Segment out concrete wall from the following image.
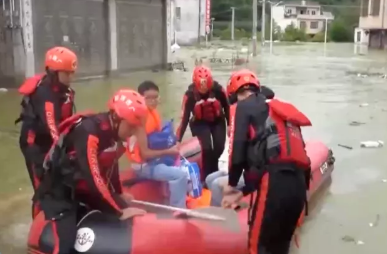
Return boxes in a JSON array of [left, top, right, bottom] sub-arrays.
[[115, 0, 166, 71], [272, 6, 297, 31], [297, 18, 328, 34], [0, 0, 25, 87], [354, 28, 370, 44], [173, 0, 205, 45], [0, 0, 169, 87], [32, 0, 110, 77], [359, 0, 387, 29], [369, 30, 387, 48]]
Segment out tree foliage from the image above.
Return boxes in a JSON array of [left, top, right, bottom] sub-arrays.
[[211, 0, 360, 42], [329, 19, 352, 42], [281, 24, 307, 41]]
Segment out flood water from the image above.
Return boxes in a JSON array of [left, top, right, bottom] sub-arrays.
[[1, 42, 387, 253]]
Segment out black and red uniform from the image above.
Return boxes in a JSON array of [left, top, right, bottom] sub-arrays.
[[176, 81, 229, 179], [228, 94, 311, 254], [17, 74, 75, 190], [29, 112, 126, 254]]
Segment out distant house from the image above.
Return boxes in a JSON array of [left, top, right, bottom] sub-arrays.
[[170, 0, 208, 45], [356, 0, 386, 48], [272, 0, 334, 35]]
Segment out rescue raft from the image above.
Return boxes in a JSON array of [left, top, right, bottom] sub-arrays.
[[28, 138, 334, 254]]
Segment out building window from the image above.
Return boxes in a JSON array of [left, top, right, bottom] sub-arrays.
[[312, 10, 316, 15], [361, 0, 369, 16], [310, 21, 318, 29], [300, 21, 306, 30], [371, 0, 380, 16], [357, 31, 361, 42], [175, 7, 181, 19], [175, 7, 181, 31], [300, 10, 305, 14], [285, 8, 292, 14]]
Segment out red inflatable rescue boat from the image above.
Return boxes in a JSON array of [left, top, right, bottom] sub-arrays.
[[27, 138, 335, 254]]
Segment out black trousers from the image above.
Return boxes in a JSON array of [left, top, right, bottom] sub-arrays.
[[189, 118, 226, 181], [20, 141, 48, 219], [248, 167, 306, 254], [38, 197, 78, 254]]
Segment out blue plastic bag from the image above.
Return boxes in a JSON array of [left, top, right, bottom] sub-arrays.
[[179, 157, 202, 198], [147, 120, 177, 166]]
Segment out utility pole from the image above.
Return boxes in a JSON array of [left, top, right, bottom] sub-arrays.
[[252, 0, 258, 56], [198, 0, 202, 44], [231, 7, 235, 41], [261, 0, 266, 45]]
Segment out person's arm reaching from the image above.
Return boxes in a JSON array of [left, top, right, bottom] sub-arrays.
[[73, 125, 123, 215], [228, 103, 250, 188], [33, 86, 62, 141], [135, 125, 177, 160], [176, 91, 195, 142], [216, 83, 230, 125]]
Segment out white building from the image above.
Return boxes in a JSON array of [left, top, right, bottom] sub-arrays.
[[170, 0, 209, 45], [272, 0, 334, 35]]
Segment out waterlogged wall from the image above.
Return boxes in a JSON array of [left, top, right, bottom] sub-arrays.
[[31, 0, 167, 76], [0, 0, 25, 87], [32, 0, 110, 77], [0, 0, 168, 86], [116, 0, 166, 70]]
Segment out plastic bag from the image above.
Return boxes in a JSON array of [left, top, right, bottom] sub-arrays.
[[179, 157, 202, 198], [147, 120, 177, 166]]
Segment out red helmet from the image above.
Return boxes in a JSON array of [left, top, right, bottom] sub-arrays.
[[192, 65, 213, 93], [108, 89, 147, 126], [45, 46, 78, 72], [227, 69, 260, 96]]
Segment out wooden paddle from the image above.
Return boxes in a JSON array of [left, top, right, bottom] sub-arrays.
[[131, 200, 226, 221]]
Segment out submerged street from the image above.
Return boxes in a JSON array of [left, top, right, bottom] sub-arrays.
[[1, 42, 387, 253]]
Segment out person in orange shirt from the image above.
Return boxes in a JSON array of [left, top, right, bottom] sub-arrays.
[[127, 81, 188, 208]]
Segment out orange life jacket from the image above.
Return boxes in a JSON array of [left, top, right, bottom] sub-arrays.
[[192, 91, 222, 122], [263, 99, 312, 168], [126, 108, 162, 163]]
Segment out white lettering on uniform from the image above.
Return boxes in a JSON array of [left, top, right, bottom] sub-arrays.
[[228, 115, 235, 164], [45, 111, 58, 140]]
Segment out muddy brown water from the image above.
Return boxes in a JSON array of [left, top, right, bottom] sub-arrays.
[[1, 42, 387, 253]]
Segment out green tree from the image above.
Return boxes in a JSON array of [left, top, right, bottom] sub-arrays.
[[282, 24, 307, 41], [212, 0, 361, 41], [329, 19, 352, 42], [311, 32, 327, 42]]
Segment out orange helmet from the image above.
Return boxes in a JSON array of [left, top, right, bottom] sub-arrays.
[[45, 47, 78, 72], [192, 65, 213, 93], [227, 69, 260, 96], [108, 89, 147, 126]]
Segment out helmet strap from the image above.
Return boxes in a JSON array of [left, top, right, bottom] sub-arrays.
[[108, 111, 121, 140]]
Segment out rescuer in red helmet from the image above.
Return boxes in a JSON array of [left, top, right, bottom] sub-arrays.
[[16, 46, 78, 218], [29, 89, 160, 254], [176, 65, 230, 180], [222, 69, 311, 254]]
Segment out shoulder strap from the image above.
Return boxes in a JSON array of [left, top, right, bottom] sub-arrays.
[[43, 111, 95, 170]]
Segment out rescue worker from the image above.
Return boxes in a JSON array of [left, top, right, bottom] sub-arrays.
[[16, 46, 77, 218], [205, 85, 275, 206], [127, 81, 188, 208], [32, 89, 180, 254], [176, 65, 229, 180], [221, 69, 311, 254]]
